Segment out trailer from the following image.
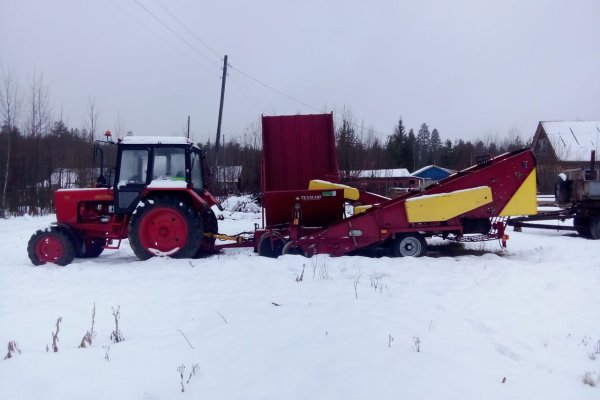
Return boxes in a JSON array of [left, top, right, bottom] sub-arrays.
[[507, 151, 600, 239]]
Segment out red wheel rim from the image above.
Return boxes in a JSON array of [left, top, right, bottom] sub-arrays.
[[138, 207, 188, 254], [35, 235, 64, 263]]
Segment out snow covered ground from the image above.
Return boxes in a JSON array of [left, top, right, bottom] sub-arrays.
[[1, 204, 599, 399]]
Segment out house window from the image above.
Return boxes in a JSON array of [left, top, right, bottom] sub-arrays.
[[538, 138, 545, 152]]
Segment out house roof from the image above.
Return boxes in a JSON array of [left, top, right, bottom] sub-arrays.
[[351, 168, 411, 179], [411, 165, 456, 177], [540, 121, 600, 162]]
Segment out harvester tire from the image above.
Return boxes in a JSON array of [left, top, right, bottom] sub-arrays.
[[128, 197, 203, 260], [574, 216, 591, 238], [257, 232, 286, 258], [27, 228, 76, 266], [282, 241, 309, 257], [392, 234, 427, 257]]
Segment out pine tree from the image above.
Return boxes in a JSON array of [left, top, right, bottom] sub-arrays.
[[416, 123, 430, 168], [429, 128, 441, 164], [336, 118, 361, 179], [386, 118, 406, 168], [403, 129, 417, 172]]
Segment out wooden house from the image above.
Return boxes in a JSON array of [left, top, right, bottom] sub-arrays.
[[531, 121, 600, 193]]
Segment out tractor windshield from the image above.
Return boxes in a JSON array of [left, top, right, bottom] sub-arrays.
[[153, 147, 186, 181]]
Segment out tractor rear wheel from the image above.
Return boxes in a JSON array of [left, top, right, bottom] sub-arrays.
[[128, 197, 203, 260], [194, 210, 218, 257], [574, 216, 591, 238], [392, 234, 427, 257], [257, 232, 286, 258], [27, 228, 76, 266]]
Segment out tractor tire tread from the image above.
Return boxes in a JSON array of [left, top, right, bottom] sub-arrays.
[[128, 196, 203, 261]]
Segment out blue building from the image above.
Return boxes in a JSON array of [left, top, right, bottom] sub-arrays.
[[411, 165, 455, 182]]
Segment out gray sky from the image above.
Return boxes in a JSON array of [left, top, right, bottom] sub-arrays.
[[1, 0, 599, 144]]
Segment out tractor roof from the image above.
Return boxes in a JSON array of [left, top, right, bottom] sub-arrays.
[[120, 136, 194, 145]]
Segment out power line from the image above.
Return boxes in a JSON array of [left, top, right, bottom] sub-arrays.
[[131, 0, 322, 114], [121, 1, 391, 138], [228, 74, 263, 112], [133, 0, 221, 70], [109, 0, 200, 66], [150, 0, 222, 61], [228, 64, 321, 113]]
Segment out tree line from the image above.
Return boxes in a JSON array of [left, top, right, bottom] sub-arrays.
[[334, 108, 529, 178], [0, 72, 530, 216]]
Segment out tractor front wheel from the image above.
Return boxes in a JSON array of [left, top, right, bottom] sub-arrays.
[[27, 228, 76, 266], [79, 239, 105, 258], [128, 197, 203, 260], [392, 234, 427, 257]]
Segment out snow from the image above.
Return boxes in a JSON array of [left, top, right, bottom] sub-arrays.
[[120, 136, 193, 145], [57, 188, 105, 192], [146, 179, 188, 189], [405, 186, 490, 202], [1, 208, 600, 399], [221, 195, 261, 214], [351, 168, 412, 178], [310, 179, 355, 190], [541, 121, 600, 162]]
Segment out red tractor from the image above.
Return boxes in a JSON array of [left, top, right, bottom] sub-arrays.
[[27, 135, 221, 266]]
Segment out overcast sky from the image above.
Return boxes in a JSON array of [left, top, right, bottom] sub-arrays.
[[1, 0, 599, 144]]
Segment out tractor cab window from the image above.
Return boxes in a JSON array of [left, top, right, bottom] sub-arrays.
[[190, 150, 204, 190], [117, 149, 149, 187], [152, 147, 186, 181]]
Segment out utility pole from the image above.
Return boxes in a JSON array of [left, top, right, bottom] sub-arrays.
[[214, 54, 228, 176]]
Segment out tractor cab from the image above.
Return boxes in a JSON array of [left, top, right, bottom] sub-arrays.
[[114, 137, 206, 214]]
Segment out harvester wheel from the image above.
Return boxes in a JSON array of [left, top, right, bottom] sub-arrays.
[[79, 239, 105, 258], [128, 197, 203, 260], [392, 234, 427, 257], [27, 228, 76, 266], [574, 216, 591, 238], [282, 241, 309, 257], [590, 217, 600, 240], [257, 232, 286, 258]]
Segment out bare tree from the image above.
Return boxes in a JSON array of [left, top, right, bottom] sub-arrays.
[[0, 70, 20, 128], [23, 73, 52, 214], [25, 72, 51, 137], [0, 70, 21, 213], [113, 112, 124, 140], [87, 97, 100, 141]]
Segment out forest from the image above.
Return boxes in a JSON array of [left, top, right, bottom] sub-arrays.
[[0, 73, 529, 217]]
